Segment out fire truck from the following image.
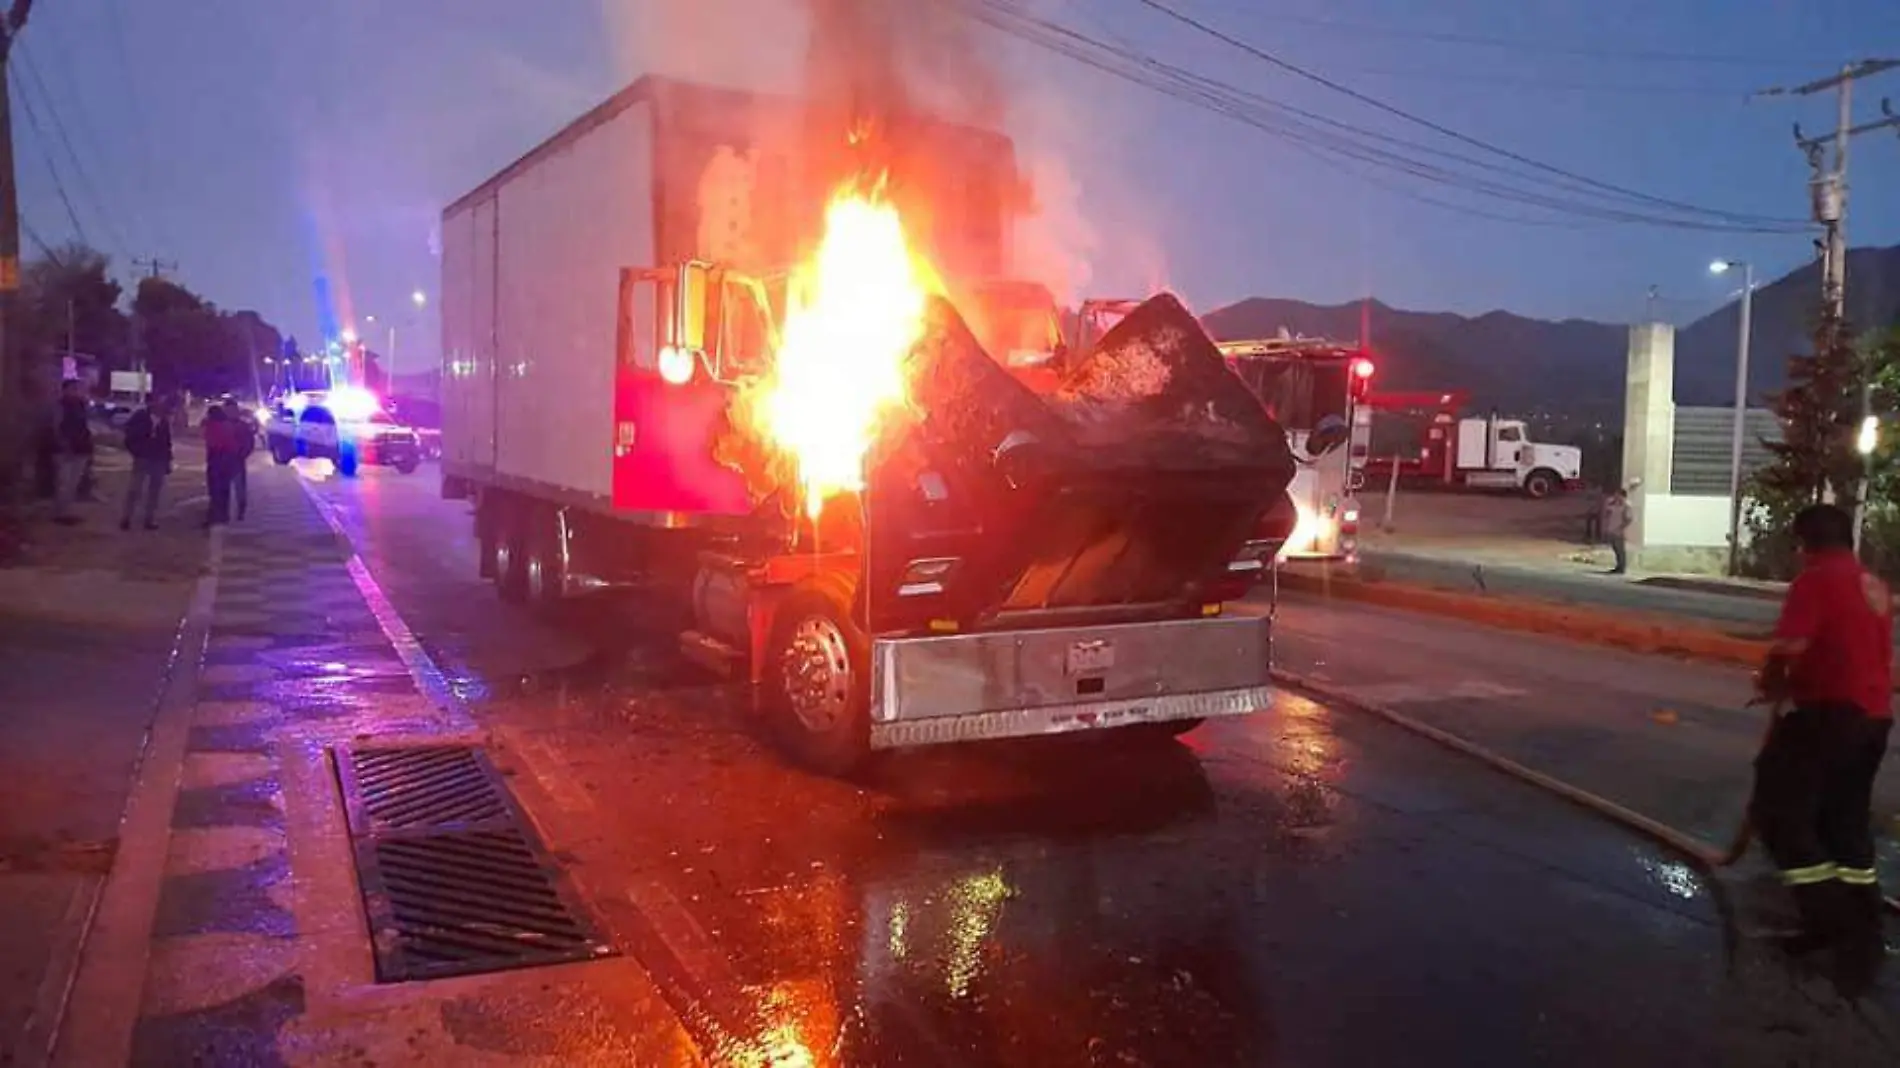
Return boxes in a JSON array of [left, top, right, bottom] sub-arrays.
[[438, 77, 1298, 775], [1217, 337, 1374, 562]]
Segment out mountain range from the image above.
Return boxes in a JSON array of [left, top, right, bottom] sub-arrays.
[[1198, 244, 1900, 421]]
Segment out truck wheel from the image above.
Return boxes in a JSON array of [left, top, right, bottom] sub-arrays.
[[1524, 469, 1559, 499], [523, 509, 566, 610], [270, 439, 293, 465], [766, 576, 871, 777], [494, 513, 529, 603], [394, 456, 419, 475]]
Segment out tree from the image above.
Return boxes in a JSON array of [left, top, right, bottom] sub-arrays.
[[17, 242, 128, 370], [1746, 320, 1900, 578], [226, 310, 283, 398], [132, 278, 291, 398]]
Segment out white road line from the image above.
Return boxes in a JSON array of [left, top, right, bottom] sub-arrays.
[[296, 475, 468, 722]]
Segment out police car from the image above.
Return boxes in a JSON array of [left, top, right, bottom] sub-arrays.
[[265, 387, 422, 476]]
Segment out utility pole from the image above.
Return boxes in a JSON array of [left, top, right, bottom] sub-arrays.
[[0, 1, 35, 531], [1759, 60, 1900, 539], [127, 255, 176, 404]]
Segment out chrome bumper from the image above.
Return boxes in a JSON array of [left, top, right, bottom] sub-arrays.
[[866, 609, 1272, 750]]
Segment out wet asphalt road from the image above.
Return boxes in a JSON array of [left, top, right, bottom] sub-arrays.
[[303, 464, 1900, 1066]]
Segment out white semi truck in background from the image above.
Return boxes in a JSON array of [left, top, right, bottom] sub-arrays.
[[1360, 393, 1583, 499], [436, 76, 1299, 774]]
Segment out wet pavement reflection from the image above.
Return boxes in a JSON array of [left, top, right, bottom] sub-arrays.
[[293, 468, 1900, 1067]]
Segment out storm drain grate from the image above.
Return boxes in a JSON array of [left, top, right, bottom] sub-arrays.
[[334, 744, 613, 982], [339, 744, 510, 832]]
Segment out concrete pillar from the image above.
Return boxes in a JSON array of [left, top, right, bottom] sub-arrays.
[[1622, 322, 1675, 549]]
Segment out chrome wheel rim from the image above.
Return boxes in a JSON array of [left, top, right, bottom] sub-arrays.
[[781, 616, 853, 733], [525, 550, 546, 600]]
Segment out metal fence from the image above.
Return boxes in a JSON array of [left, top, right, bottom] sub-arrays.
[[1670, 406, 1781, 496]]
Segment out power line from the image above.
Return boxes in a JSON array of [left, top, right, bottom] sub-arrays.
[[1194, 5, 1844, 68], [1064, 0, 1596, 228], [961, 1, 1808, 233], [1301, 63, 1757, 98], [22, 24, 148, 253], [1124, 0, 1809, 229], [967, 0, 1792, 230], [15, 40, 129, 258], [9, 64, 87, 247]]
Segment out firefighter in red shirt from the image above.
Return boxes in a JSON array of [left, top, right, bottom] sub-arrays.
[[1751, 503, 1892, 988]]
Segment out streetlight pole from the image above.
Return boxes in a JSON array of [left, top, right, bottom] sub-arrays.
[[1711, 260, 1755, 576]]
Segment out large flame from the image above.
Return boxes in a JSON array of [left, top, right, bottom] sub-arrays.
[[754, 183, 934, 518]]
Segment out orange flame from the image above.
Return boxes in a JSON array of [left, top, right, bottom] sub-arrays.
[[753, 181, 935, 518]]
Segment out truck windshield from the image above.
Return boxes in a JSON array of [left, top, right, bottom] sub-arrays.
[[1230, 358, 1350, 432], [962, 284, 1060, 367]]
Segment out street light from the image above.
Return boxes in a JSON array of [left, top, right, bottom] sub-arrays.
[[1710, 258, 1756, 575], [384, 291, 427, 389]]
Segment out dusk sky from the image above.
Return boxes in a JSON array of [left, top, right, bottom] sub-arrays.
[[14, 0, 1900, 372]]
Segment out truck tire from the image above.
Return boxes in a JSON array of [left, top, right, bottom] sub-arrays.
[[394, 456, 419, 475], [1524, 468, 1559, 499], [522, 507, 566, 611], [478, 520, 500, 580], [765, 573, 872, 777], [270, 438, 293, 465], [493, 508, 529, 603]]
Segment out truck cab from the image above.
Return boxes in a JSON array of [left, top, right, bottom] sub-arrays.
[[467, 260, 1297, 775], [1451, 416, 1580, 498]]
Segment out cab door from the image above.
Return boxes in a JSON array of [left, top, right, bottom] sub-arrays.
[[610, 265, 750, 516]]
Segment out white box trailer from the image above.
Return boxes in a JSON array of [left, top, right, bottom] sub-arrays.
[[438, 76, 1292, 775]]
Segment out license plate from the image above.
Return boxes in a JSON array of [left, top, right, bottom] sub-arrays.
[[1065, 639, 1115, 677]]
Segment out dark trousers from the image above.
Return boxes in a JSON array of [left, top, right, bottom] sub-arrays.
[[1608, 536, 1627, 573], [1750, 703, 1891, 960], [206, 455, 235, 524], [231, 456, 249, 519]]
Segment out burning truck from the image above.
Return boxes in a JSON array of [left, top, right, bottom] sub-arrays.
[[439, 76, 1299, 773]]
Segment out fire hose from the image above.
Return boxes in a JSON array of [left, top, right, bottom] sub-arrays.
[[1273, 670, 1900, 917]]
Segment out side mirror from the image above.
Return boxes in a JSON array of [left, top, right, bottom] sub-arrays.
[[1306, 414, 1350, 457]]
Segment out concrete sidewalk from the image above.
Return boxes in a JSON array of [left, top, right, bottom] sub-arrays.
[[0, 453, 213, 1068], [48, 462, 693, 1066], [1352, 545, 1783, 634]]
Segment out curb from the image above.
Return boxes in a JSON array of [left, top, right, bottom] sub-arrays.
[[1276, 570, 1770, 666], [46, 527, 225, 1068], [1269, 667, 1900, 916]]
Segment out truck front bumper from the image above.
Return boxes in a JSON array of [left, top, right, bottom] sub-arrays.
[[866, 609, 1273, 750]]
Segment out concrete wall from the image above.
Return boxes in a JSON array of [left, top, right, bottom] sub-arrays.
[[1641, 493, 1730, 548]]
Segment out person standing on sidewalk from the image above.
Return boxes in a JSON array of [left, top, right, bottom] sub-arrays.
[[1601, 488, 1632, 574], [51, 380, 94, 526], [201, 406, 238, 527], [222, 398, 257, 521], [119, 394, 174, 531], [1749, 503, 1893, 995]]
